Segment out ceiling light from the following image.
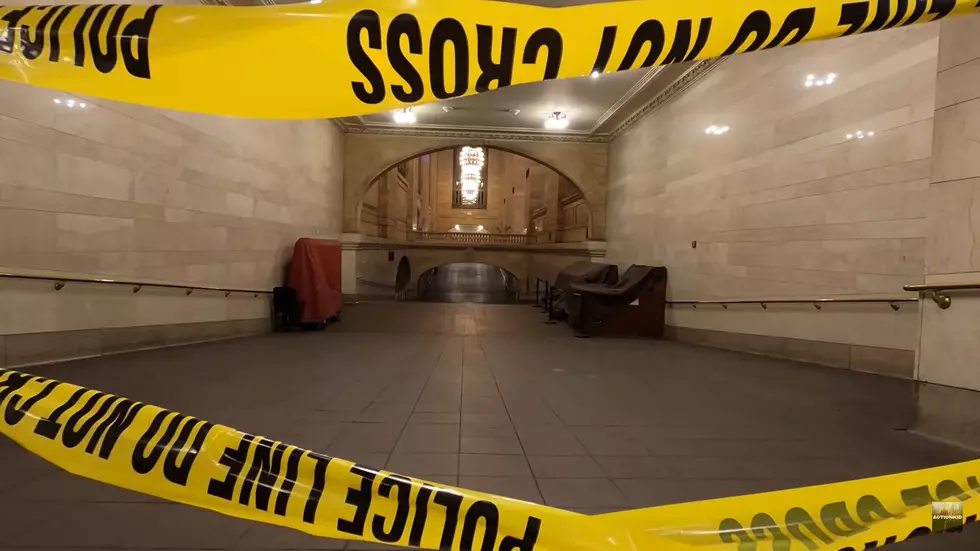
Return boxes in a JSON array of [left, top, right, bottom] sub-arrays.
[[392, 108, 416, 124], [846, 130, 874, 140], [509, 109, 521, 116], [544, 112, 569, 130], [805, 73, 837, 87], [590, 70, 601, 79], [309, 0, 322, 3], [53, 99, 60, 104], [705, 125, 730, 135], [442, 106, 455, 113]]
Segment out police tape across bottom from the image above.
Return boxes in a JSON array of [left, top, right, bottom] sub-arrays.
[[0, 367, 978, 551]]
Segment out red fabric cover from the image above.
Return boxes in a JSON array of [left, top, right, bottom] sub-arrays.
[[286, 238, 342, 322]]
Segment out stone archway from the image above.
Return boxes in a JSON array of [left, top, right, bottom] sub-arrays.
[[343, 133, 607, 238]]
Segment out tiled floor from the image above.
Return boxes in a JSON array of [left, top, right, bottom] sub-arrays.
[[3, 302, 980, 550]]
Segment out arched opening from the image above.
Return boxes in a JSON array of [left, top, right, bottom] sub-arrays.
[[395, 256, 412, 298], [357, 146, 591, 244], [417, 263, 520, 304]]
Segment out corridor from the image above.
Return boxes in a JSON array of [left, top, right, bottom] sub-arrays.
[[2, 302, 979, 550], [417, 263, 520, 304]]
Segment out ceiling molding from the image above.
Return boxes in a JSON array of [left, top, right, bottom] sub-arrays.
[[344, 124, 609, 144], [609, 58, 726, 140], [590, 66, 664, 134]]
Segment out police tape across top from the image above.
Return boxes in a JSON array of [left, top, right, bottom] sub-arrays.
[[2, 367, 980, 551], [0, 0, 976, 118]]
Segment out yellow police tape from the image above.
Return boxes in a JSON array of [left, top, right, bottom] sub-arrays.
[[1, 367, 979, 551], [0, 0, 977, 119]]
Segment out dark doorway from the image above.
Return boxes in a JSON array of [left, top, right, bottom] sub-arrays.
[[417, 263, 519, 304], [395, 257, 412, 299]]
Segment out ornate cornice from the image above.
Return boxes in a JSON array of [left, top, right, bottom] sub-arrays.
[[609, 58, 726, 140], [342, 240, 605, 257], [344, 124, 609, 144]]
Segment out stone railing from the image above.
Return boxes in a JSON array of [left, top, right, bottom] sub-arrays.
[[412, 232, 528, 245]]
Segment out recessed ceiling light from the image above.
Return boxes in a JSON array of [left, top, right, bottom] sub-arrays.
[[544, 112, 569, 130], [805, 72, 837, 87], [705, 125, 729, 135], [590, 70, 601, 79], [846, 130, 874, 140], [392, 108, 416, 124]]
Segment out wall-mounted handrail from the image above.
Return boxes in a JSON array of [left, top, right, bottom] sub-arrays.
[[903, 283, 980, 309], [667, 297, 916, 311], [0, 272, 271, 297]]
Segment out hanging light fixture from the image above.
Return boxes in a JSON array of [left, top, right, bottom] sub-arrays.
[[392, 108, 416, 124], [457, 146, 485, 205], [544, 112, 569, 130]]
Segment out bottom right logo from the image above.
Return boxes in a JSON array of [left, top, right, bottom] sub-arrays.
[[932, 501, 964, 533]]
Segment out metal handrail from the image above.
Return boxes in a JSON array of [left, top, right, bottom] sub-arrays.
[[0, 272, 271, 297], [903, 283, 980, 309], [667, 297, 916, 311]]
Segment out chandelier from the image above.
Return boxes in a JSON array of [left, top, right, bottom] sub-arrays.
[[458, 146, 485, 205]]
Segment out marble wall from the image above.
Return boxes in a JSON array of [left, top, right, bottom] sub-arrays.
[[0, 78, 344, 362], [918, 15, 980, 391], [606, 24, 939, 355]]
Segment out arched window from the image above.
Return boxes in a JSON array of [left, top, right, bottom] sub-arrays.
[[453, 146, 487, 209]]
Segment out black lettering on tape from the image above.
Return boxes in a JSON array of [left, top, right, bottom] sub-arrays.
[[133, 412, 210, 486], [5, 378, 58, 427], [0, 7, 32, 54], [475, 25, 516, 93], [499, 517, 541, 551], [839, 2, 870, 36], [88, 4, 127, 73], [521, 28, 562, 80], [85, 398, 143, 459], [238, 438, 287, 510], [429, 18, 468, 99], [718, 518, 755, 548], [929, 0, 955, 20], [275, 447, 304, 517], [749, 513, 790, 551], [338, 464, 376, 535], [47, 5, 74, 63], [386, 14, 424, 103], [460, 501, 499, 551], [371, 474, 412, 542], [662, 18, 712, 64], [347, 10, 385, 104], [617, 20, 664, 71], [19, 6, 57, 60], [207, 433, 255, 500], [936, 479, 968, 501], [907, 526, 931, 539], [0, 372, 38, 424], [590, 26, 616, 74], [132, 410, 180, 473], [763, 8, 814, 49], [968, 476, 980, 492], [163, 417, 213, 486], [303, 452, 332, 524], [120, 5, 158, 79], [820, 502, 867, 538], [884, 0, 910, 29], [434, 489, 464, 550], [855, 495, 897, 524], [905, 0, 929, 26], [864, 0, 892, 32], [34, 387, 87, 440], [900, 485, 934, 508], [408, 484, 434, 547], [722, 11, 770, 55], [72, 5, 98, 68], [785, 507, 833, 550], [61, 391, 115, 449]]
